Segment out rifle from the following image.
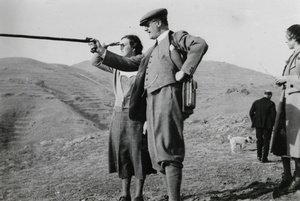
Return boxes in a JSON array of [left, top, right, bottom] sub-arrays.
[[0, 33, 119, 51], [270, 86, 286, 156], [0, 33, 92, 43]]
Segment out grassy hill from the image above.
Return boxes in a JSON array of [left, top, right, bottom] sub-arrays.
[[1, 57, 298, 201], [72, 59, 281, 119], [193, 61, 280, 117]]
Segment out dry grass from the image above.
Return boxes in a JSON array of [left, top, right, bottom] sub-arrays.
[[0, 58, 299, 200]]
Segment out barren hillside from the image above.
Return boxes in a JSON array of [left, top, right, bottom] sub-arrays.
[[73, 60, 281, 119], [1, 57, 299, 201]]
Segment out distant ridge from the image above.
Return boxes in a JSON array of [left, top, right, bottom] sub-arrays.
[[73, 59, 281, 118], [0, 57, 281, 123]]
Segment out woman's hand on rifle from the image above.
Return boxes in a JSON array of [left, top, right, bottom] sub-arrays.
[[275, 76, 287, 86]]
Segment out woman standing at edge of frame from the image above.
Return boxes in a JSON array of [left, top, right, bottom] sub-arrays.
[[273, 24, 300, 197]]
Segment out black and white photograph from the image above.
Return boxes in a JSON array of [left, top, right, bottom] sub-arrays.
[[1, 0, 300, 200]]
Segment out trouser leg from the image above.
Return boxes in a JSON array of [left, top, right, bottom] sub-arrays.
[[256, 128, 263, 159], [262, 129, 272, 160]]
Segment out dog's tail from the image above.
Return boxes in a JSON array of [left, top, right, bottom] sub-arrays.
[[227, 134, 232, 140]]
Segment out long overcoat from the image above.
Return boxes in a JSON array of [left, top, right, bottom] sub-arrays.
[[283, 48, 300, 158]]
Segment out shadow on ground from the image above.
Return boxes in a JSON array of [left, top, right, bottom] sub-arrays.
[[181, 181, 277, 200]]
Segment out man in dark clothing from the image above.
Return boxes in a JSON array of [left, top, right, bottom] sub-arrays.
[[249, 90, 276, 163]]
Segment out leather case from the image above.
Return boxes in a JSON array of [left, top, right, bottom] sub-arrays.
[[182, 77, 197, 114]]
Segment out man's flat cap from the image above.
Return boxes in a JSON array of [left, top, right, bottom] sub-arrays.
[[264, 90, 272, 95], [139, 8, 168, 26]]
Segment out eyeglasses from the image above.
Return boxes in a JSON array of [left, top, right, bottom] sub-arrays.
[[119, 44, 125, 49], [286, 33, 295, 41], [286, 36, 293, 41]]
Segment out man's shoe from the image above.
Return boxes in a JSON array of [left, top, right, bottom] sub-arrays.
[[287, 178, 300, 193], [278, 175, 293, 190], [133, 196, 144, 201], [261, 158, 269, 163], [273, 175, 294, 198], [273, 188, 288, 199], [119, 196, 131, 201]]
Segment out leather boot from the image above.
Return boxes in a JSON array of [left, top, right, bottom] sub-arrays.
[[287, 177, 300, 193], [165, 165, 182, 201], [278, 174, 293, 189]]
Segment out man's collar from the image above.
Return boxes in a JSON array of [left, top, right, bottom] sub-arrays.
[[157, 30, 170, 44]]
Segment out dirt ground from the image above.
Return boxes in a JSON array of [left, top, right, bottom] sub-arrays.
[[1, 58, 300, 201]]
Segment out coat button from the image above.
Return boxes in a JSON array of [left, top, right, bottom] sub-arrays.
[[290, 84, 294, 88]]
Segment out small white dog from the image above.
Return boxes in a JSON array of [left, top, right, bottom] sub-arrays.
[[228, 134, 254, 153]]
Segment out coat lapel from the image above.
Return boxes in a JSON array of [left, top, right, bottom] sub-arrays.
[[287, 48, 300, 74], [129, 43, 157, 121]]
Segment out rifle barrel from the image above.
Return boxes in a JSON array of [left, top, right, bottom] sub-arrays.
[[0, 33, 90, 43]]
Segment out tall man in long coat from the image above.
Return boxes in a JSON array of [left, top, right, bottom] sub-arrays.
[[249, 90, 276, 163], [89, 8, 208, 201]]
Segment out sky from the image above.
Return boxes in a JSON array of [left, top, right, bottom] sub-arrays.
[[0, 0, 300, 76]]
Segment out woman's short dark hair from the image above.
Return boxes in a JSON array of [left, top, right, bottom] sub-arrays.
[[121, 35, 143, 55], [287, 24, 300, 44]]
